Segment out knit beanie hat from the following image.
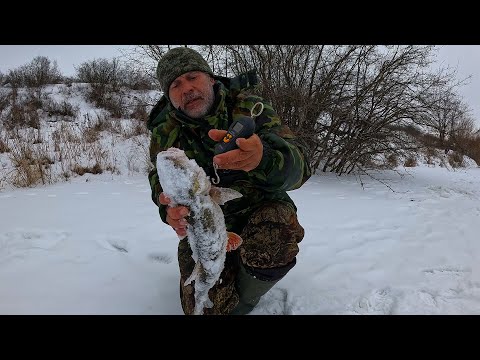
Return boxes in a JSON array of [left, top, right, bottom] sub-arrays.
[[156, 47, 214, 95]]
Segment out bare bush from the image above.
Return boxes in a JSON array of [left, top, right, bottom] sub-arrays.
[[5, 56, 63, 88], [44, 98, 79, 121], [120, 65, 156, 90], [103, 94, 126, 118], [76, 58, 123, 113], [2, 88, 49, 130], [5, 102, 40, 130], [179, 45, 466, 176], [451, 129, 480, 166], [75, 58, 135, 118], [121, 46, 168, 87], [76, 58, 122, 89]]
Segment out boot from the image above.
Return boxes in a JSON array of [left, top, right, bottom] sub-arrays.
[[229, 258, 296, 315]]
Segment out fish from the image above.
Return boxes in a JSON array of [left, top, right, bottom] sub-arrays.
[[156, 147, 243, 315]]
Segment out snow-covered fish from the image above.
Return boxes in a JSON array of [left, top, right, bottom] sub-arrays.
[[156, 147, 243, 315]]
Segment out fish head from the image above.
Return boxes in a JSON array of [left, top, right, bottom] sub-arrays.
[[157, 148, 211, 197]]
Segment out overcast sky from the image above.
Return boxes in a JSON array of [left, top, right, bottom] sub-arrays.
[[0, 45, 479, 126]]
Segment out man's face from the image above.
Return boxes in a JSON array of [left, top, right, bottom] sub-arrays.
[[169, 71, 215, 118]]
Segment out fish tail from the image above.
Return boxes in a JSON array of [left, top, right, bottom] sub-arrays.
[[193, 292, 214, 315], [226, 231, 243, 252]]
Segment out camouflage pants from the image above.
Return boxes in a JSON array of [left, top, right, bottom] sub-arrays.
[[177, 201, 305, 315]]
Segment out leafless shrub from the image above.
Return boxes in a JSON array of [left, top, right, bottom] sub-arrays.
[[5, 56, 63, 88], [5, 102, 40, 130], [44, 98, 79, 121], [103, 94, 126, 118], [76, 58, 122, 88], [185, 45, 466, 176], [76, 58, 125, 114], [120, 65, 156, 90], [2, 88, 44, 130]]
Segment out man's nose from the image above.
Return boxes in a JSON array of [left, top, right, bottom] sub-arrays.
[[181, 83, 195, 94]]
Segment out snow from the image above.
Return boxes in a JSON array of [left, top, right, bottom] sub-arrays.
[[1, 83, 480, 315], [1, 164, 479, 314]]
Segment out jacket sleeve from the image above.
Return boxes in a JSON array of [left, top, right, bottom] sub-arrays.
[[233, 95, 312, 192], [147, 103, 181, 225], [148, 142, 168, 224]]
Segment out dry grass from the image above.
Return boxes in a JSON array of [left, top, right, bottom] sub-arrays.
[[71, 163, 103, 176], [404, 156, 417, 167], [0, 137, 9, 153], [448, 152, 465, 168], [8, 140, 54, 187], [386, 154, 399, 168]]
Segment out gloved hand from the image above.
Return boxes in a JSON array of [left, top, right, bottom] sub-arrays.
[[159, 192, 189, 239], [208, 129, 263, 172]]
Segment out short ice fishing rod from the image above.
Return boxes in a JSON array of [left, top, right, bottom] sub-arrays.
[[211, 102, 264, 185]]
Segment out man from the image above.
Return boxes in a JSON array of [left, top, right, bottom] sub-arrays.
[[147, 47, 311, 315]]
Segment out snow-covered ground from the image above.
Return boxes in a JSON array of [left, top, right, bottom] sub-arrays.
[[1, 164, 479, 315], [1, 83, 480, 315]]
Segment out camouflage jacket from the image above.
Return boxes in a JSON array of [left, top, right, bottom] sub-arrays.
[[147, 77, 311, 233]]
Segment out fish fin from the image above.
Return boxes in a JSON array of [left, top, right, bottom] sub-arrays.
[[209, 186, 243, 205], [226, 232, 243, 252], [205, 298, 214, 309], [184, 262, 202, 286]]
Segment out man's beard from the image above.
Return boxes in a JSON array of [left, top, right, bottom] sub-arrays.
[[180, 87, 215, 118]]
